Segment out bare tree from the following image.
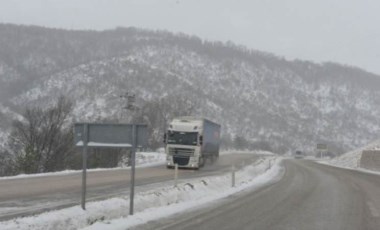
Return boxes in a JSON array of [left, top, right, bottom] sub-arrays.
[[9, 96, 74, 173]]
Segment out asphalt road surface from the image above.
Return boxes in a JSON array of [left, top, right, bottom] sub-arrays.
[[136, 159, 380, 230], [0, 153, 260, 220]]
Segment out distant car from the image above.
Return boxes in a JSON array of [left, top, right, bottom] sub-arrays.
[[295, 150, 304, 159]]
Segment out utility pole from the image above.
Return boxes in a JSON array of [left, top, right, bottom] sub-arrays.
[[317, 95, 322, 158], [120, 92, 139, 215], [119, 92, 137, 122]]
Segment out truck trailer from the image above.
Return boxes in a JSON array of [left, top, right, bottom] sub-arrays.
[[164, 117, 221, 169]]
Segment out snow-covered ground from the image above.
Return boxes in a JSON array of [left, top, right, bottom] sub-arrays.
[[0, 151, 166, 180], [220, 150, 275, 156], [322, 139, 380, 169], [0, 150, 271, 180], [0, 156, 283, 230]]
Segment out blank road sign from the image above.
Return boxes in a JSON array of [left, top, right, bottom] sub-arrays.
[[74, 123, 147, 148], [74, 123, 147, 212]]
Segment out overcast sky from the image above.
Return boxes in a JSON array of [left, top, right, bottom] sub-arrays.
[[1, 0, 379, 74]]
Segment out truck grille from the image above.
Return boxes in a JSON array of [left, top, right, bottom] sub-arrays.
[[169, 148, 195, 157], [173, 156, 190, 166]]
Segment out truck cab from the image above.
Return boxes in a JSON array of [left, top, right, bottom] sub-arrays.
[[164, 117, 220, 169]]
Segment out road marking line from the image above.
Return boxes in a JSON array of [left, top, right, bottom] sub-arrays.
[[367, 201, 380, 217]]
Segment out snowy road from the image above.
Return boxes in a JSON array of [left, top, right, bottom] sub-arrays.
[[136, 159, 380, 230], [0, 153, 260, 220]]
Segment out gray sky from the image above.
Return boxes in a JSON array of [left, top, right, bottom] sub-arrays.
[[1, 0, 380, 74]]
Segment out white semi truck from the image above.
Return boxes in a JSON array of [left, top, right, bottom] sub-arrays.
[[164, 117, 221, 169]]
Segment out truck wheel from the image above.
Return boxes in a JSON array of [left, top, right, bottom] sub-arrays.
[[210, 155, 215, 164], [200, 156, 205, 167], [212, 153, 219, 164]]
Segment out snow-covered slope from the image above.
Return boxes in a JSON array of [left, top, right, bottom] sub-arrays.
[[1, 24, 380, 153], [327, 139, 380, 169]]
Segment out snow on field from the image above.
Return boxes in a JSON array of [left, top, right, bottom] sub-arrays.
[[220, 150, 275, 156], [0, 150, 266, 180], [0, 156, 283, 230], [323, 139, 380, 169], [0, 151, 166, 180]]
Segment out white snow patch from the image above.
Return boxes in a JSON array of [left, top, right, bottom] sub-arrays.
[[220, 150, 275, 156], [75, 141, 132, 148]]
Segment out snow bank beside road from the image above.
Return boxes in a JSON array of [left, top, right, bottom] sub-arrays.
[[323, 139, 380, 169], [0, 150, 269, 180], [0, 156, 283, 230], [327, 150, 362, 169]]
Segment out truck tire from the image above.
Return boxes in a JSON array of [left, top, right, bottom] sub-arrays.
[[210, 154, 216, 164], [213, 153, 220, 163], [200, 156, 205, 168]]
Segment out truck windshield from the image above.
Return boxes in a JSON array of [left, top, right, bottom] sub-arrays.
[[167, 131, 198, 146]]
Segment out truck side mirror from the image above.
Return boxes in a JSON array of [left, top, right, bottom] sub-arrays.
[[163, 133, 167, 144], [199, 135, 203, 145]]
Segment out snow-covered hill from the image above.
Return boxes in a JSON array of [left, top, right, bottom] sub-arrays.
[[1, 24, 380, 153], [327, 139, 380, 169]]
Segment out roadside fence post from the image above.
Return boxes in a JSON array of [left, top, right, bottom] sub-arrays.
[[174, 163, 178, 187], [231, 165, 235, 187]]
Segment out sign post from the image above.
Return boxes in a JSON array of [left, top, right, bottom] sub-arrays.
[[74, 123, 147, 213], [81, 124, 88, 210], [129, 125, 136, 215], [174, 163, 178, 187]]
